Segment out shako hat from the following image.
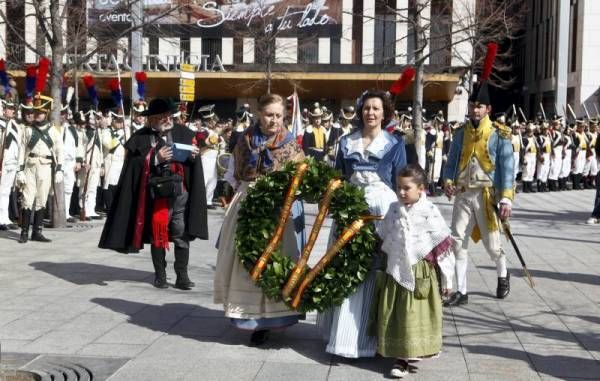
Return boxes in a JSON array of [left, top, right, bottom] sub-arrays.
[[308, 102, 323, 118], [198, 104, 215, 120], [469, 42, 498, 106], [341, 106, 356, 120]]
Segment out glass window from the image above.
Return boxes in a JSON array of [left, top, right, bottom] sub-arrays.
[[202, 38, 222, 64], [429, 0, 452, 67], [298, 37, 318, 64], [5, 2, 25, 65], [330, 38, 341, 64]]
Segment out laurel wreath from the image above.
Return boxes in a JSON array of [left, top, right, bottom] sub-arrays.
[[235, 158, 378, 313]]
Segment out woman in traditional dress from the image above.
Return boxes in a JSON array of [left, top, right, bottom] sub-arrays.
[[317, 90, 407, 358], [213, 94, 305, 345]]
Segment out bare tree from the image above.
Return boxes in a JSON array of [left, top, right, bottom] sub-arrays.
[[222, 0, 321, 95], [0, 0, 185, 227], [360, 0, 525, 129]]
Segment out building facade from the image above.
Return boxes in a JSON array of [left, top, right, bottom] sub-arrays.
[[0, 0, 476, 120], [521, 0, 600, 120]]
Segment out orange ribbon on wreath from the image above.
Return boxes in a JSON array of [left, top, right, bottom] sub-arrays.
[[290, 215, 383, 310], [282, 178, 342, 298], [250, 162, 309, 281]]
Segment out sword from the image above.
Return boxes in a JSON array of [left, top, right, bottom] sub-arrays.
[[493, 205, 535, 288]]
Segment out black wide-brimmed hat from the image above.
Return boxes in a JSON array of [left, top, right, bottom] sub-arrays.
[[140, 98, 176, 117]]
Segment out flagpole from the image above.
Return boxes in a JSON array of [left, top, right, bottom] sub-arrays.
[[113, 56, 129, 141]]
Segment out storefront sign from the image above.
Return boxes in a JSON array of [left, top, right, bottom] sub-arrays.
[[65, 52, 227, 73]]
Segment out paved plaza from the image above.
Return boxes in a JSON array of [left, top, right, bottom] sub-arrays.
[[0, 190, 599, 380]]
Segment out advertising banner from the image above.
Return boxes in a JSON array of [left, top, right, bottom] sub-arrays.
[[88, 0, 342, 37]]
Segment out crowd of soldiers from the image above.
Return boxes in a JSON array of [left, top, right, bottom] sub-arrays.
[[2, 86, 599, 241], [271, 101, 600, 205]]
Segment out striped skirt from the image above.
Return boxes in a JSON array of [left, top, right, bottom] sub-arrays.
[[315, 179, 395, 358], [316, 270, 378, 358]]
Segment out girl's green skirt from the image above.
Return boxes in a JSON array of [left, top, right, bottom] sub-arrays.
[[368, 260, 442, 358]]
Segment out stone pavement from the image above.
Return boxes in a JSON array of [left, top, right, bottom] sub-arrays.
[[0, 189, 599, 380]]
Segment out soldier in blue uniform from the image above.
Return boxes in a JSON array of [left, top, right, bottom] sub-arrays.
[[442, 74, 514, 306]]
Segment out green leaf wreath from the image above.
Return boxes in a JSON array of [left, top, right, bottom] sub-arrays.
[[235, 158, 379, 313]]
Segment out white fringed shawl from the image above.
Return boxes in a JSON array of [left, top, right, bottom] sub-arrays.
[[380, 194, 454, 291]]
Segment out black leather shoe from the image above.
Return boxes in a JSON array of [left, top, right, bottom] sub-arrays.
[[497, 272, 510, 299], [31, 232, 51, 242], [443, 292, 468, 307], [174, 279, 195, 290], [67, 217, 77, 223], [250, 329, 270, 346], [18, 231, 28, 244], [153, 277, 168, 289], [7, 223, 18, 230]]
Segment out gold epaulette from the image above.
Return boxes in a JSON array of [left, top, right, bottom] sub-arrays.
[[494, 122, 512, 139]]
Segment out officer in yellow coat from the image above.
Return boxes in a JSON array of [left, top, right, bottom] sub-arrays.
[[443, 80, 514, 306], [15, 96, 63, 243]]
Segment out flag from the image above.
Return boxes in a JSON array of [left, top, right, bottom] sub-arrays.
[[82, 74, 99, 108], [288, 89, 303, 145], [0, 59, 8, 93], [135, 71, 147, 100]]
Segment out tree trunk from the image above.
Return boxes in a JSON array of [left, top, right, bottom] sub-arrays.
[[412, 0, 426, 170], [266, 44, 272, 94], [50, 0, 66, 228]]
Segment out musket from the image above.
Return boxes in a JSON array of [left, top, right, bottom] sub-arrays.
[[493, 205, 535, 288], [539, 102, 547, 121], [567, 104, 578, 120], [0, 120, 7, 173], [80, 128, 97, 221], [518, 107, 527, 123], [582, 103, 591, 120], [111, 55, 129, 142], [512, 104, 518, 122]]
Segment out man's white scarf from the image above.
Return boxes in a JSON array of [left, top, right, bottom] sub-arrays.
[[381, 194, 452, 291]]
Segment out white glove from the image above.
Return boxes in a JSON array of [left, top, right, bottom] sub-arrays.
[[15, 171, 26, 187], [55, 171, 64, 184]]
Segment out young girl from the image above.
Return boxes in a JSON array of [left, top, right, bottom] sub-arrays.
[[369, 164, 455, 378]]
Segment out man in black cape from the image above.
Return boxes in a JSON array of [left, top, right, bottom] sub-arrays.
[[99, 98, 209, 290]]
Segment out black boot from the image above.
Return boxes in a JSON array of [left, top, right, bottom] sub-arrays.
[[548, 180, 556, 191], [529, 181, 536, 193], [250, 329, 270, 346], [586, 176, 594, 189], [443, 291, 469, 307], [30, 209, 51, 242], [497, 272, 510, 299], [18, 209, 32, 244], [576, 174, 584, 190], [151, 246, 168, 288], [174, 246, 195, 290]]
